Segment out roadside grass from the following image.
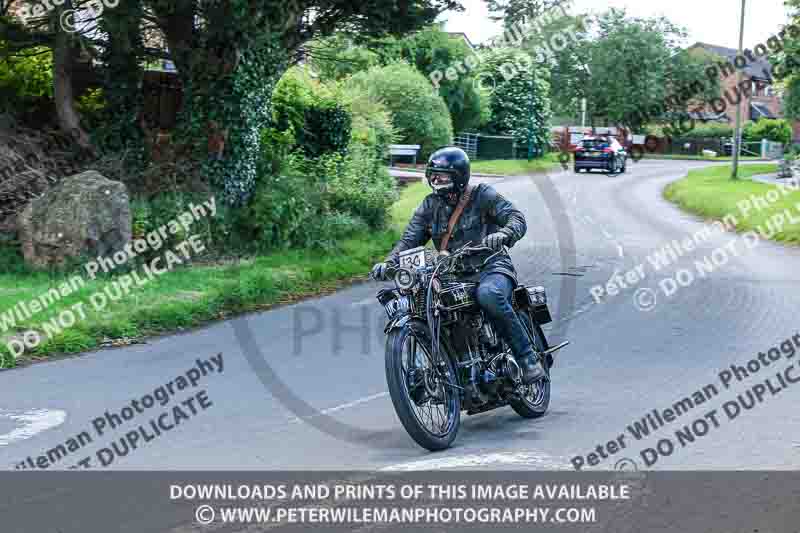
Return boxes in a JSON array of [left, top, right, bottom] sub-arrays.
[[0, 183, 430, 368], [644, 154, 766, 162], [392, 154, 561, 176], [663, 163, 800, 244], [471, 153, 560, 175], [390, 181, 428, 229]]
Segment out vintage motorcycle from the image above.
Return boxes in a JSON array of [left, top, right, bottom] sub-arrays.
[[375, 243, 569, 451]]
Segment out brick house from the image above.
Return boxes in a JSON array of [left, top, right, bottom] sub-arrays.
[[687, 42, 783, 124]]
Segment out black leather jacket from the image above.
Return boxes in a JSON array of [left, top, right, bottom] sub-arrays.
[[386, 183, 527, 283]]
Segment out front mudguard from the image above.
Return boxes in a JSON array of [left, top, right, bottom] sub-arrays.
[[384, 313, 412, 335], [384, 316, 463, 386], [384, 314, 431, 340]]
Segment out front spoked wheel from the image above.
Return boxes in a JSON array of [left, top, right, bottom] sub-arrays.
[[509, 317, 551, 419], [385, 325, 461, 451]]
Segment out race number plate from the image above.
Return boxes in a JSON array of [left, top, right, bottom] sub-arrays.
[[398, 247, 427, 270]]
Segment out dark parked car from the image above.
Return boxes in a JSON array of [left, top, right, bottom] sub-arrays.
[[574, 136, 627, 173]]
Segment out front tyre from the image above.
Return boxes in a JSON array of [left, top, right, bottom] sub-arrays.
[[509, 318, 551, 419], [385, 325, 461, 451]]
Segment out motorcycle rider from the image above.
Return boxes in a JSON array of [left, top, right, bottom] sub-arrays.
[[371, 146, 546, 385]]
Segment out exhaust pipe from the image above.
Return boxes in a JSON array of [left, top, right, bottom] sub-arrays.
[[542, 341, 570, 358]]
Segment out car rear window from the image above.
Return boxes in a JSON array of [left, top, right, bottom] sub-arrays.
[[581, 139, 609, 150]]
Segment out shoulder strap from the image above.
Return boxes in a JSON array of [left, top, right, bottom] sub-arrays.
[[439, 185, 474, 252]]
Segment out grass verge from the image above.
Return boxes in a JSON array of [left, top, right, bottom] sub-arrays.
[[644, 154, 766, 162], [392, 155, 561, 176], [663, 163, 800, 245], [471, 154, 560, 175], [0, 183, 431, 368]]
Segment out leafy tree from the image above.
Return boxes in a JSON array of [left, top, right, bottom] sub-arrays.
[[773, 1, 800, 120], [313, 26, 485, 132], [347, 62, 453, 158], [478, 47, 551, 153], [484, 0, 562, 31], [2, 0, 461, 205], [784, 76, 800, 120], [517, 11, 591, 121], [374, 26, 485, 132], [308, 34, 380, 82], [0, 41, 52, 106], [578, 9, 720, 132], [146, 0, 461, 205]]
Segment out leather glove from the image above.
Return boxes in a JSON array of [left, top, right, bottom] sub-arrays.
[[370, 262, 393, 281], [483, 232, 508, 251]]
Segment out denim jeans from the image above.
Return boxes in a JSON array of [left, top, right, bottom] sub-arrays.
[[476, 273, 536, 361]]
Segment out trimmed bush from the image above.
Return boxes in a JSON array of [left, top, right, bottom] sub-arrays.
[[680, 122, 734, 139], [271, 67, 316, 135], [241, 66, 399, 252], [240, 145, 397, 251], [131, 192, 239, 259], [346, 62, 453, 158], [298, 96, 352, 158], [743, 119, 791, 145], [271, 67, 352, 158], [239, 156, 325, 250], [325, 144, 398, 229], [374, 27, 485, 133], [337, 82, 398, 159]]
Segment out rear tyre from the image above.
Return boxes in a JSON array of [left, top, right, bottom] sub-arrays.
[[509, 316, 551, 419], [385, 325, 461, 451]]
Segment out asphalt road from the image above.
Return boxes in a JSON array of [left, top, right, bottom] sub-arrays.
[[2, 158, 800, 472]]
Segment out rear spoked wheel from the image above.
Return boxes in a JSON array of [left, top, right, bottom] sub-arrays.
[[509, 316, 551, 419]]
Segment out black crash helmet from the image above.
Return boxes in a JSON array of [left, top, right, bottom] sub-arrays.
[[425, 146, 471, 195]]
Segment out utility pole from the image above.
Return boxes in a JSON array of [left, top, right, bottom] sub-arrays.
[[732, 0, 746, 180], [581, 98, 587, 128]]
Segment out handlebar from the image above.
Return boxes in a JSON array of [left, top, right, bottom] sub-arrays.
[[372, 242, 507, 281]]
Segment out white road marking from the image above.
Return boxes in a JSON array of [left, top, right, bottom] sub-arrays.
[[0, 409, 67, 446], [352, 296, 377, 307], [288, 392, 389, 424], [381, 451, 567, 471], [616, 243, 625, 258]]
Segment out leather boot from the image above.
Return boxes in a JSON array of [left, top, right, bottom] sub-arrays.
[[517, 354, 546, 385]]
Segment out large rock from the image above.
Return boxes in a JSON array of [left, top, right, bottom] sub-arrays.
[[17, 171, 131, 269]]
